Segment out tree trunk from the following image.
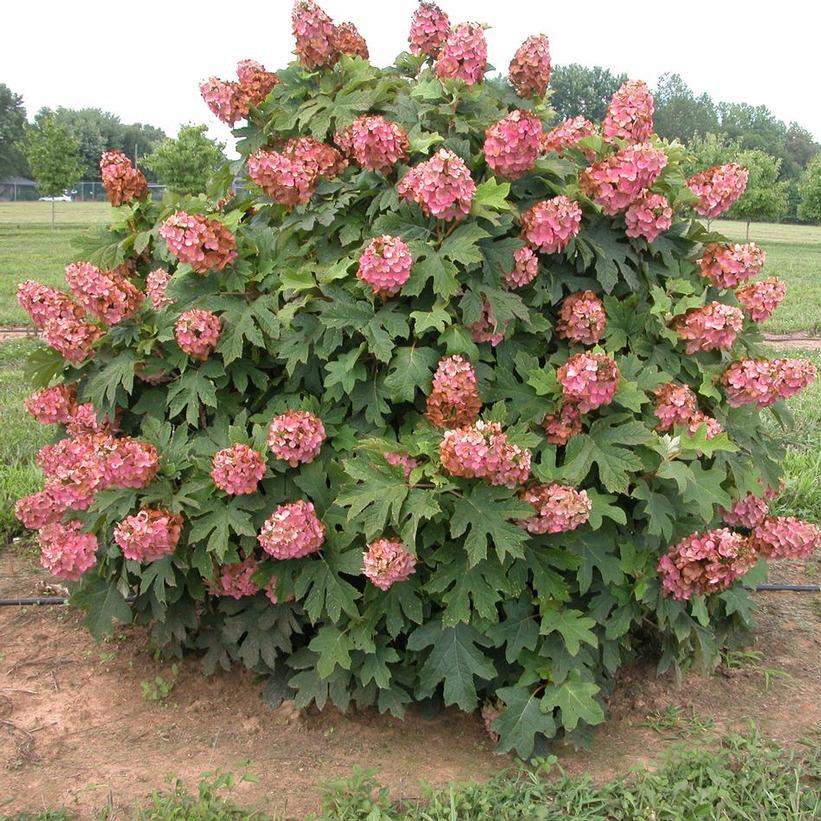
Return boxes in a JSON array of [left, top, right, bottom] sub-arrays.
[[51, 199, 55, 231], [745, 219, 751, 241]]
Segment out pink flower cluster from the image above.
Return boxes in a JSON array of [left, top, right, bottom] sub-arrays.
[[175, 309, 221, 360], [363, 538, 417, 590], [66, 403, 117, 437], [735, 277, 786, 323], [159, 212, 237, 273], [687, 163, 749, 219], [385, 451, 419, 479], [258, 500, 326, 559], [145, 269, 174, 311], [114, 508, 183, 563], [337, 115, 409, 173], [503, 246, 539, 289], [334, 22, 369, 59], [64, 261, 144, 325], [673, 302, 743, 354], [557, 353, 620, 413], [579, 144, 668, 215], [750, 516, 821, 560], [721, 358, 816, 408], [697, 243, 765, 289], [508, 34, 551, 98], [435, 22, 487, 86], [657, 528, 754, 601], [357, 235, 413, 297], [541, 117, 596, 160], [542, 403, 582, 446], [468, 299, 507, 347], [398, 148, 476, 221], [25, 384, 76, 425], [602, 80, 654, 145], [440, 421, 531, 487], [99, 150, 148, 207], [214, 556, 260, 599], [211, 444, 267, 495], [293, 0, 339, 68], [267, 410, 326, 467], [557, 290, 607, 345], [39, 520, 98, 581], [519, 483, 591, 534], [653, 382, 698, 431], [687, 411, 723, 441], [722, 486, 778, 529], [17, 281, 103, 364], [408, 2, 450, 57], [624, 191, 672, 242], [520, 196, 582, 254], [200, 60, 278, 126], [483, 110, 542, 180], [426, 355, 482, 429]]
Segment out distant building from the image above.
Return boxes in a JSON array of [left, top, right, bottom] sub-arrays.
[[0, 177, 38, 201]]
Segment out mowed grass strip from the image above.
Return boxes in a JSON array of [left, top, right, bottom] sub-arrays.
[[714, 219, 821, 336], [0, 202, 112, 327]]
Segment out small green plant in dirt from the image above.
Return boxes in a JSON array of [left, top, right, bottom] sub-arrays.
[[141, 664, 179, 702], [719, 646, 792, 690], [640, 705, 716, 739]]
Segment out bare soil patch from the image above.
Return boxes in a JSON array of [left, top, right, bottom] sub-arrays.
[[0, 546, 818, 819]]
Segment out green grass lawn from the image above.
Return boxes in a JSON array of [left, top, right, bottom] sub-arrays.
[[0, 202, 111, 327], [714, 220, 821, 335]]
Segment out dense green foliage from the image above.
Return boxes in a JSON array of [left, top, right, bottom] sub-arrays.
[[798, 155, 821, 223], [32, 52, 796, 758], [143, 125, 226, 196], [0, 83, 29, 178]]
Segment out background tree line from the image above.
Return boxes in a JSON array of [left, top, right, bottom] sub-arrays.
[[2, 69, 821, 222]]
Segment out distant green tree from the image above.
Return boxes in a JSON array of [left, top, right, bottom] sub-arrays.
[[797, 155, 821, 223], [143, 125, 226, 195], [22, 118, 82, 227], [783, 122, 820, 179], [653, 74, 718, 144], [716, 102, 787, 159], [549, 64, 627, 122], [0, 83, 29, 178], [729, 150, 790, 238], [685, 132, 742, 176]]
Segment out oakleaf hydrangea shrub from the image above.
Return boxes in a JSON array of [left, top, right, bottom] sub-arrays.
[[15, 0, 820, 758]]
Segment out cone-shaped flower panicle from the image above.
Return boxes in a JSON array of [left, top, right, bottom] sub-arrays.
[[658, 528, 754, 601], [211, 444, 267, 495], [721, 358, 816, 408], [520, 196, 582, 253], [334, 22, 369, 58], [687, 163, 748, 219], [542, 403, 582, 446], [557, 290, 607, 345], [146, 269, 174, 311], [541, 117, 596, 159], [267, 410, 326, 467], [64, 261, 144, 325], [200, 77, 249, 126], [736, 277, 786, 323], [698, 243, 765, 289], [283, 136, 348, 180], [214, 556, 260, 599], [624, 191, 672, 242], [503, 246, 539, 289], [750, 516, 821, 560], [687, 411, 723, 441], [175, 309, 221, 360], [292, 0, 339, 69], [440, 421, 531, 487], [426, 354, 482, 429], [508, 34, 551, 98], [397, 148, 476, 221], [99, 150, 148, 207], [579, 144, 668, 215], [557, 353, 620, 413], [357, 235, 413, 297], [258, 500, 325, 559], [114, 508, 183, 563], [519, 483, 591, 534], [345, 115, 409, 172], [363, 538, 416, 590], [248, 150, 316, 209], [602, 80, 654, 145], [653, 382, 698, 431], [39, 520, 98, 581], [484, 110, 542, 180], [409, 2, 450, 58], [672, 302, 743, 354], [236, 59, 279, 105], [159, 212, 237, 273], [66, 403, 117, 437], [435, 22, 487, 85], [15, 488, 67, 530], [721, 486, 779, 529], [25, 384, 77, 425]]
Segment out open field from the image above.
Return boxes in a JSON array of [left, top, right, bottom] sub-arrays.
[[0, 202, 112, 327], [0, 204, 818, 333]]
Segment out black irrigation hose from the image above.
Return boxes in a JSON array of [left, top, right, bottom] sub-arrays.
[[0, 584, 819, 607]]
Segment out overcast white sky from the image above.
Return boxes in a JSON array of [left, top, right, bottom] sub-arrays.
[[2, 0, 819, 156]]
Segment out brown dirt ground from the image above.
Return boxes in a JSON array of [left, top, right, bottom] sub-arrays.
[[0, 545, 818, 820]]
